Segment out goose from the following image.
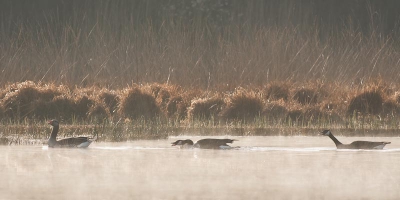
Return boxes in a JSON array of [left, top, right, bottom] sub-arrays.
[[171, 138, 237, 149], [48, 119, 96, 148], [320, 130, 390, 150]]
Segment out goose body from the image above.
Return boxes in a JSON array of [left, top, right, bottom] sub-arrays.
[[48, 119, 95, 148], [171, 138, 237, 149], [321, 130, 390, 150]]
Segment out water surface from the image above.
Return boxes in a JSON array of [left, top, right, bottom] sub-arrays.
[[2, 136, 400, 200]]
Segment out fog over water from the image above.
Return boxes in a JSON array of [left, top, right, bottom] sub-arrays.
[[2, 136, 400, 200]]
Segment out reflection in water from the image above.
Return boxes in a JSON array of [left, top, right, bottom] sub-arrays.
[[1, 137, 400, 199]]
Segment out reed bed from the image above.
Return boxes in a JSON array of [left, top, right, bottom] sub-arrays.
[[1, 1, 400, 89], [0, 80, 399, 142], [1, 1, 400, 141]]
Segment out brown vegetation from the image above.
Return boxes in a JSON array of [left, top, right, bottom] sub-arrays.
[[293, 88, 319, 105], [118, 86, 160, 119], [262, 100, 288, 120], [347, 90, 383, 115], [0, 80, 398, 128], [188, 97, 225, 120], [2, 3, 400, 90], [220, 89, 264, 121], [2, 82, 62, 120], [2, 2, 400, 140], [264, 82, 290, 101], [98, 90, 120, 115], [166, 96, 188, 120]]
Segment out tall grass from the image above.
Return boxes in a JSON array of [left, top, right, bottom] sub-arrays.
[[2, 23, 399, 89], [0, 80, 399, 129], [1, 1, 400, 140], [1, 1, 400, 89]]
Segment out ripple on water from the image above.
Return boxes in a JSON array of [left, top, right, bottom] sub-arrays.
[[42, 144, 400, 152], [238, 146, 400, 152], [93, 146, 168, 150]]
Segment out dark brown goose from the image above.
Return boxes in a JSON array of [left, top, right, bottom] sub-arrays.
[[321, 130, 390, 150], [171, 138, 237, 149], [48, 119, 95, 148]]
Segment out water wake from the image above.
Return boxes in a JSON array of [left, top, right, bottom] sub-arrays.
[[93, 146, 168, 150], [240, 146, 400, 152], [240, 146, 334, 152]]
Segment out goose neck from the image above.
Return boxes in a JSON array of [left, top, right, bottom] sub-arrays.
[[50, 125, 59, 141], [328, 133, 342, 146]]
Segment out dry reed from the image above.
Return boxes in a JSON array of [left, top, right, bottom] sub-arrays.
[[1, 2, 400, 140]]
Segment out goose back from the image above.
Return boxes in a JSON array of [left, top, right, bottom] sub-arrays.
[[194, 139, 236, 149], [51, 137, 92, 148], [345, 141, 391, 150]]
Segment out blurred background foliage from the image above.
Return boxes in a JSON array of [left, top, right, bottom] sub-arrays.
[[0, 0, 400, 89], [2, 0, 400, 36]]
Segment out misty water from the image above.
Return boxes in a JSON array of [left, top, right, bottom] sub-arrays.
[[2, 136, 400, 200]]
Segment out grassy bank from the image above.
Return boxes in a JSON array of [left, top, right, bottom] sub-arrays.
[[1, 120, 400, 145], [0, 80, 399, 143]]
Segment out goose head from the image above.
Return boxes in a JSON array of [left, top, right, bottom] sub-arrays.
[[320, 130, 331, 136], [48, 119, 59, 127], [171, 139, 194, 147]]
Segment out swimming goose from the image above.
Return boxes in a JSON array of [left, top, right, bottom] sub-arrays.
[[320, 130, 390, 150], [171, 138, 237, 149], [48, 119, 96, 148]]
